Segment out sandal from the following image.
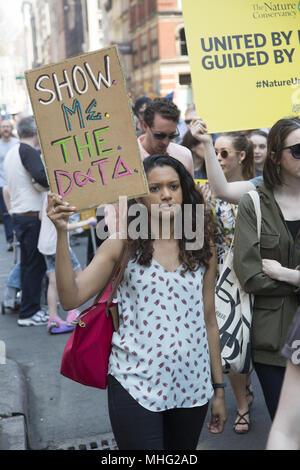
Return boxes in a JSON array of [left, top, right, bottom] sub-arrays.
[[246, 384, 254, 407], [47, 316, 75, 334], [233, 410, 251, 434]]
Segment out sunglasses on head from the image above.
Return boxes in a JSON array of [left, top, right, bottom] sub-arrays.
[[281, 143, 300, 160], [215, 149, 230, 158], [150, 128, 180, 141]]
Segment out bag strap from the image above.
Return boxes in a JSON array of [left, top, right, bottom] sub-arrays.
[[106, 246, 132, 307], [88, 243, 131, 331], [76, 244, 131, 330], [224, 190, 261, 260], [247, 190, 262, 241], [230, 203, 237, 219], [92, 243, 131, 306]]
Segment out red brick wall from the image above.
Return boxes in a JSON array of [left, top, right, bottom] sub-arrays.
[[158, 20, 181, 59], [157, 0, 178, 11]]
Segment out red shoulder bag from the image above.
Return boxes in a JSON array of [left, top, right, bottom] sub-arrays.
[[60, 247, 130, 389]]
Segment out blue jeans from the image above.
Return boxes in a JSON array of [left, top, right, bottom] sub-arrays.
[[6, 263, 21, 289], [0, 187, 13, 242], [12, 215, 46, 319], [44, 248, 80, 274]]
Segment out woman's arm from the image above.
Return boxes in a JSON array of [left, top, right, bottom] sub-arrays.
[[203, 246, 227, 433], [47, 194, 125, 310], [233, 194, 295, 296], [262, 260, 300, 287], [190, 119, 255, 204], [266, 360, 300, 450]]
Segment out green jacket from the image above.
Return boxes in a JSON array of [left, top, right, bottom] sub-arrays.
[[233, 182, 300, 367]]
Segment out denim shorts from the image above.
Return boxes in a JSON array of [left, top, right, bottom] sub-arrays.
[[44, 248, 81, 274]]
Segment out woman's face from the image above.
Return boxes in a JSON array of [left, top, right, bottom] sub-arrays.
[[214, 136, 245, 181], [279, 128, 300, 182], [250, 134, 267, 168], [142, 165, 183, 220]]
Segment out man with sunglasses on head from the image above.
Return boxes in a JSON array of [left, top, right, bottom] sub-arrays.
[[138, 98, 194, 176]]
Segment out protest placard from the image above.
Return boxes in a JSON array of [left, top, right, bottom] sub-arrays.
[[25, 46, 148, 210], [182, 0, 300, 133]]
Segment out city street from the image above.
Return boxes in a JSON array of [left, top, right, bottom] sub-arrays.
[[0, 0, 298, 455], [0, 224, 272, 451]]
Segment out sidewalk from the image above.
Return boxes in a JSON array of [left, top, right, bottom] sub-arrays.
[[0, 224, 28, 449], [0, 358, 28, 450]]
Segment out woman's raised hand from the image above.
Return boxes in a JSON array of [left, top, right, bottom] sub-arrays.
[[47, 193, 76, 231], [190, 118, 212, 144]]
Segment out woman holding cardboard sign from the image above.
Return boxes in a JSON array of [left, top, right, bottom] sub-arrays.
[[48, 154, 227, 450]]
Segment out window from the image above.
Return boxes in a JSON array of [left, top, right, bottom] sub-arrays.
[[130, 5, 136, 29], [104, 0, 112, 12], [148, 0, 157, 15], [150, 26, 158, 61], [179, 28, 187, 56], [141, 34, 148, 65], [138, 0, 145, 23], [179, 74, 191, 86], [132, 38, 139, 69]]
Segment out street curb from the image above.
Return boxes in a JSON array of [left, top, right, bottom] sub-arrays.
[[0, 416, 27, 450], [0, 358, 28, 450]]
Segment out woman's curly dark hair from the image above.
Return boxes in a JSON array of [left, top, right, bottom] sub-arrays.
[[126, 155, 215, 272]]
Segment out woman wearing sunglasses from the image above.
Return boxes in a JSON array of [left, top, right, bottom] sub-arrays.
[[200, 133, 256, 434], [190, 118, 300, 205], [190, 121, 261, 204], [232, 117, 300, 423], [193, 116, 300, 431]]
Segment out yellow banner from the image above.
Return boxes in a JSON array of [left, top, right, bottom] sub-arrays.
[[182, 0, 300, 133], [80, 209, 97, 229]]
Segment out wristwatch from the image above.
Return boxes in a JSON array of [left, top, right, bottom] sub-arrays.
[[212, 382, 227, 389]]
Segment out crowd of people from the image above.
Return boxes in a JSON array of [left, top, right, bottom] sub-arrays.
[[0, 116, 93, 332], [0, 96, 299, 450]]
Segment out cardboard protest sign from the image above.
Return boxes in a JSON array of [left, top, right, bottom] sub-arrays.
[[182, 0, 300, 133], [25, 46, 148, 210]]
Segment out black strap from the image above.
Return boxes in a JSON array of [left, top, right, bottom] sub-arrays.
[[235, 411, 250, 425], [93, 244, 131, 331]]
